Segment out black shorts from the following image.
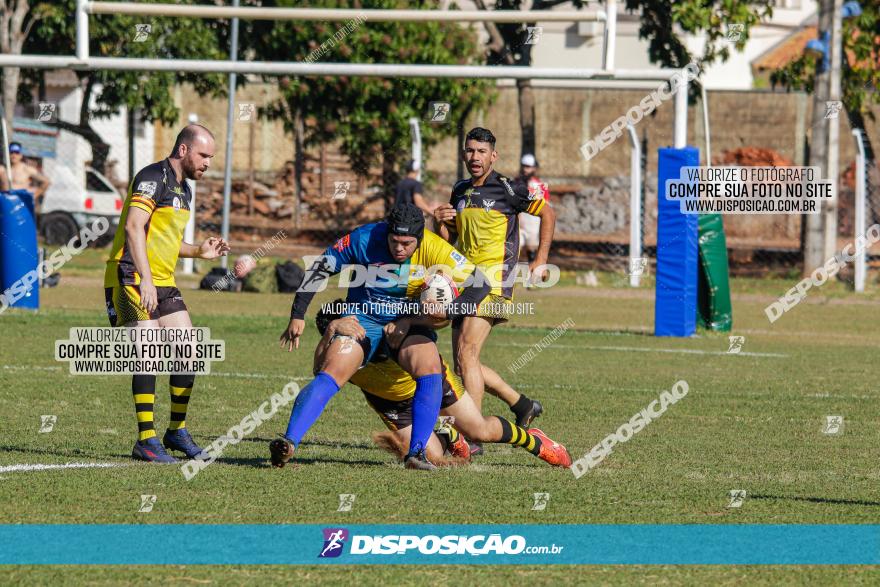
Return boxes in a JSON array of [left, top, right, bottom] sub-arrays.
[[104, 285, 188, 326], [374, 325, 439, 363], [362, 372, 461, 431]]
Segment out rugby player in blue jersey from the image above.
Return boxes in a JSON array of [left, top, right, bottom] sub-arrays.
[[270, 204, 491, 470]]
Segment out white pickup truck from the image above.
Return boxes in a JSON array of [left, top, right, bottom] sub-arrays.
[[39, 165, 123, 246]]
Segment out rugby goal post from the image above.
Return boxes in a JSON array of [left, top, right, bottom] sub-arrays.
[[1, 1, 693, 288]]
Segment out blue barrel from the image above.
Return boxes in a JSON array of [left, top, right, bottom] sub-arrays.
[[0, 189, 39, 311]]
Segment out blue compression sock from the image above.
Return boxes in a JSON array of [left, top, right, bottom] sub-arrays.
[[409, 373, 443, 456], [284, 371, 340, 446]]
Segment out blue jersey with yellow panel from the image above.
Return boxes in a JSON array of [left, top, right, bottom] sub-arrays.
[[450, 170, 546, 298], [299, 221, 477, 325]]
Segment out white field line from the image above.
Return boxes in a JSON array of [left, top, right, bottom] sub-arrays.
[[0, 462, 133, 474], [507, 342, 787, 358]]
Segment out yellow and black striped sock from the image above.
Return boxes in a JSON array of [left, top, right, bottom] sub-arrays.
[[494, 417, 542, 455], [446, 426, 461, 444], [168, 374, 195, 431], [132, 375, 157, 442]]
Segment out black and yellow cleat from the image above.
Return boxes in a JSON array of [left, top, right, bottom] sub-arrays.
[[515, 399, 543, 429]]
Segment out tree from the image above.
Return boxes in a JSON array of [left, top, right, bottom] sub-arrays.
[[22, 0, 227, 174], [479, 0, 774, 158], [249, 0, 495, 219], [770, 0, 880, 264], [0, 0, 51, 131], [478, 0, 584, 159]]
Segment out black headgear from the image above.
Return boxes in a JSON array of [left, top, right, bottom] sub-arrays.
[[387, 203, 425, 244]]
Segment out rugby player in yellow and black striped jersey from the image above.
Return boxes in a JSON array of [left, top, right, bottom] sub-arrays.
[[312, 301, 571, 468], [434, 128, 556, 450], [104, 124, 230, 464]]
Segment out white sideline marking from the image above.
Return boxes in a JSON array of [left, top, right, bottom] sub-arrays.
[[0, 462, 132, 474], [508, 343, 787, 358]]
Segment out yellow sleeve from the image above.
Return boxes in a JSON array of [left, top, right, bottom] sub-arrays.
[[524, 197, 546, 216], [405, 230, 478, 298]]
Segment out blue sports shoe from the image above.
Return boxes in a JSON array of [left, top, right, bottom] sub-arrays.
[[132, 437, 178, 463], [163, 429, 207, 459]]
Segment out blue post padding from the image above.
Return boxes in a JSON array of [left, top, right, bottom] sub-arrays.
[[0, 190, 39, 310], [654, 147, 699, 337]]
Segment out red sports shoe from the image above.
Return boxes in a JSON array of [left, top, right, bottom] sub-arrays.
[[448, 433, 472, 460], [529, 428, 572, 468]]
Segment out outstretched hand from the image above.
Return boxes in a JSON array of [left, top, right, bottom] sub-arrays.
[[280, 318, 306, 351], [199, 237, 231, 260]]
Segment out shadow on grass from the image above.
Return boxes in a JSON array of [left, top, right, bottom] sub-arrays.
[[217, 456, 393, 468], [750, 493, 880, 507], [235, 437, 374, 451]]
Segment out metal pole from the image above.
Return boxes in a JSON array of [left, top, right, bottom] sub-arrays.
[[853, 128, 866, 292], [0, 106, 11, 188], [86, 3, 605, 22], [127, 108, 135, 180], [804, 0, 832, 275], [823, 0, 843, 261], [76, 0, 89, 61], [0, 55, 684, 81], [626, 123, 641, 287], [673, 69, 688, 149], [409, 117, 422, 182], [219, 0, 240, 271], [601, 0, 617, 71], [183, 113, 199, 275], [701, 84, 711, 166]]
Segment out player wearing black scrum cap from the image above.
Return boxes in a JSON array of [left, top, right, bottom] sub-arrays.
[[272, 203, 491, 471]]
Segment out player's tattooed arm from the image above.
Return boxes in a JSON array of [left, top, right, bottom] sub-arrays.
[[433, 203, 458, 243], [531, 204, 556, 282], [443, 268, 491, 321]]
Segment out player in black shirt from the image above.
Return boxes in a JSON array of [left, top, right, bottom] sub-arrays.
[[394, 160, 432, 216]]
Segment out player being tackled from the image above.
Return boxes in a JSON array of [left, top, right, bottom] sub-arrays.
[[271, 203, 492, 471], [312, 301, 571, 468]]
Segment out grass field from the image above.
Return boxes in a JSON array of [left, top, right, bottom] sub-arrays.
[[2, 247, 880, 584]]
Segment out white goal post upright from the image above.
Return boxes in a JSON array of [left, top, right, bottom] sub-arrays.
[[23, 1, 690, 280], [626, 123, 642, 287], [852, 129, 867, 293]]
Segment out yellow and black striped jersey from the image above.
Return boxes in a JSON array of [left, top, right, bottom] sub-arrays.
[[350, 356, 463, 402], [104, 158, 191, 288], [450, 170, 546, 298]]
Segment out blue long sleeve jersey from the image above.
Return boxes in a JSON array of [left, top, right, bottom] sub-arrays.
[[290, 221, 490, 323]]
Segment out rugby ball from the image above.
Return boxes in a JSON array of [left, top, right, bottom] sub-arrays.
[[420, 272, 459, 305]]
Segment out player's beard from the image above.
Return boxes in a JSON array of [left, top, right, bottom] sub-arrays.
[[182, 156, 203, 181]]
